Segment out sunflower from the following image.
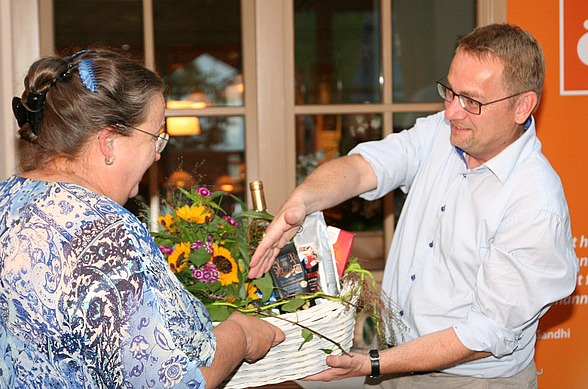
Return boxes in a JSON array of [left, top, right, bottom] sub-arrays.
[[210, 243, 239, 286], [167, 242, 190, 273], [245, 282, 260, 301], [176, 205, 212, 224], [157, 214, 176, 232]]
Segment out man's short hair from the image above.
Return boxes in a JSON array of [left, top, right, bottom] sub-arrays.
[[457, 23, 545, 108]]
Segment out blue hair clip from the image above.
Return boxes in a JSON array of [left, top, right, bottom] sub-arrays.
[[78, 58, 98, 93], [71, 49, 90, 59]]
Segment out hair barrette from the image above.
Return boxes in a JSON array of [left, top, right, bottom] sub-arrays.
[[12, 92, 47, 135], [78, 58, 98, 93]]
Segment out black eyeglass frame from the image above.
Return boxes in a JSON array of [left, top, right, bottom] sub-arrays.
[[115, 123, 169, 153], [436, 79, 526, 115]]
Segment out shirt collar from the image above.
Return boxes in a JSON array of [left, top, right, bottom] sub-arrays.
[[481, 116, 540, 183], [452, 116, 539, 182]]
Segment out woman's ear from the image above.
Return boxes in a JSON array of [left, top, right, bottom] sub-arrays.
[[515, 91, 538, 125], [98, 127, 117, 165]]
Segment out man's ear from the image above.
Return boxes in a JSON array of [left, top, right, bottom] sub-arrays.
[[98, 127, 117, 161], [515, 91, 538, 125]]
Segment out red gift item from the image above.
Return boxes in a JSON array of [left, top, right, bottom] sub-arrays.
[[327, 226, 355, 278]]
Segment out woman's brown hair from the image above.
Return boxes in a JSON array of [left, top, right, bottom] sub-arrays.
[[16, 48, 165, 171]]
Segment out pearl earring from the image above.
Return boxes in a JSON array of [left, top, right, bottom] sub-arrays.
[[105, 156, 115, 165]]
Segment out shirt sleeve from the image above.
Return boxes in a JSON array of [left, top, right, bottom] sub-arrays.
[[453, 208, 578, 357], [349, 112, 447, 200]]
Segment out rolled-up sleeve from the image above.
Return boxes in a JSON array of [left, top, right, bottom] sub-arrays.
[[454, 208, 578, 357]]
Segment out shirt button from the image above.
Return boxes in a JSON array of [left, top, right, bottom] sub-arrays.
[[462, 174, 467, 179], [411, 274, 416, 281], [441, 205, 446, 212], [429, 241, 433, 248], [399, 310, 404, 316]]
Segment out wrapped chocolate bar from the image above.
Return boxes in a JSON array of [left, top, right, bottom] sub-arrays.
[[269, 242, 311, 300], [294, 211, 340, 298]]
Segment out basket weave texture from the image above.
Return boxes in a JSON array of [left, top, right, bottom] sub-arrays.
[[218, 296, 357, 388]]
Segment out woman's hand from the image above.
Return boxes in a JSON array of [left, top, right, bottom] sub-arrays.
[[225, 312, 286, 362], [204, 312, 286, 387]]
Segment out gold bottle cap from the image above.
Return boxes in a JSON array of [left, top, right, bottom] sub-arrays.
[[249, 180, 263, 191]]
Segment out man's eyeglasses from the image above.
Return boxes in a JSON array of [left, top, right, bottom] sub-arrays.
[[116, 123, 169, 153], [436, 79, 525, 115]]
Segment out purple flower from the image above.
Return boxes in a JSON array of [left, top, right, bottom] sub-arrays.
[[197, 187, 211, 197], [190, 241, 203, 250], [193, 262, 219, 283], [158, 246, 173, 256], [222, 216, 238, 227]]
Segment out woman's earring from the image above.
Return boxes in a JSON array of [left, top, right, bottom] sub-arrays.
[[105, 156, 115, 165]]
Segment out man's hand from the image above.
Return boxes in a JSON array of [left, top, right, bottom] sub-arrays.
[[302, 352, 370, 381], [248, 200, 306, 279]]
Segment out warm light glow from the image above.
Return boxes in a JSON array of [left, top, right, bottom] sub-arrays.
[[220, 184, 234, 192], [166, 100, 207, 109], [166, 117, 201, 136]]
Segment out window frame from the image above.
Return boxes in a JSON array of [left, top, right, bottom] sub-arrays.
[[33, 0, 506, 258]]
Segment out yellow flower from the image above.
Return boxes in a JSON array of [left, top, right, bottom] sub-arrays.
[[210, 243, 239, 286], [168, 242, 191, 273], [245, 283, 260, 301], [176, 205, 212, 224], [158, 214, 176, 232]]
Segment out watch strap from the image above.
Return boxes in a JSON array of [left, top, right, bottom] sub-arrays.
[[369, 349, 381, 378]]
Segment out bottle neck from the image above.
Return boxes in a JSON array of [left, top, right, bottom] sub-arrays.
[[250, 181, 267, 212], [251, 189, 267, 212]]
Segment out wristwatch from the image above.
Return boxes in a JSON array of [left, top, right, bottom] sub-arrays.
[[369, 349, 381, 378]]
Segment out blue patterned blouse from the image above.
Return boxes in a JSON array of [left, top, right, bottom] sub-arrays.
[[0, 175, 216, 388]]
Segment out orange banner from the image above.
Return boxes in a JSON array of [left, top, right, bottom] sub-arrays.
[[510, 0, 588, 387], [560, 0, 588, 94]]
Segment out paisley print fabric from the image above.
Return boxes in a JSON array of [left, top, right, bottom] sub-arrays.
[[0, 175, 216, 388]]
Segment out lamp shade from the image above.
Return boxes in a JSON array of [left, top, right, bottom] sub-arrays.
[[166, 116, 201, 136]]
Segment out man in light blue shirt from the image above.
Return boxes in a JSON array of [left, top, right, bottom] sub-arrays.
[[248, 23, 578, 388]]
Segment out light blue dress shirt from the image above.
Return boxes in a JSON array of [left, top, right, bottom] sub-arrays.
[[350, 111, 578, 378]]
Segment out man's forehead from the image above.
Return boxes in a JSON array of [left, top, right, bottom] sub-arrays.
[[448, 51, 504, 96]]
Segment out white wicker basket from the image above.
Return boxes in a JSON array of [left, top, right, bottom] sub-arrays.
[[217, 292, 357, 388]]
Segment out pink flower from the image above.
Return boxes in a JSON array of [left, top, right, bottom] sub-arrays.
[[222, 216, 238, 227], [158, 246, 173, 256], [193, 262, 219, 283], [197, 187, 211, 197]]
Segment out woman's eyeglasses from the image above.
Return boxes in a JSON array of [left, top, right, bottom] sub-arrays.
[[116, 123, 169, 153]]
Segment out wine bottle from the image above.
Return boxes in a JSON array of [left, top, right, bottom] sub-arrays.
[[247, 180, 271, 245]]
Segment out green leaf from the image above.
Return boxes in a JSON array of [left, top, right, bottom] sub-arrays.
[[206, 304, 232, 322], [189, 247, 211, 267], [239, 210, 274, 220], [233, 235, 252, 270], [253, 274, 274, 303], [281, 297, 306, 313], [298, 328, 313, 351], [319, 348, 333, 354], [186, 283, 208, 293]]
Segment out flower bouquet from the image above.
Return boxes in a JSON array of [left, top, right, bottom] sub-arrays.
[[152, 186, 276, 322], [151, 185, 402, 388]]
